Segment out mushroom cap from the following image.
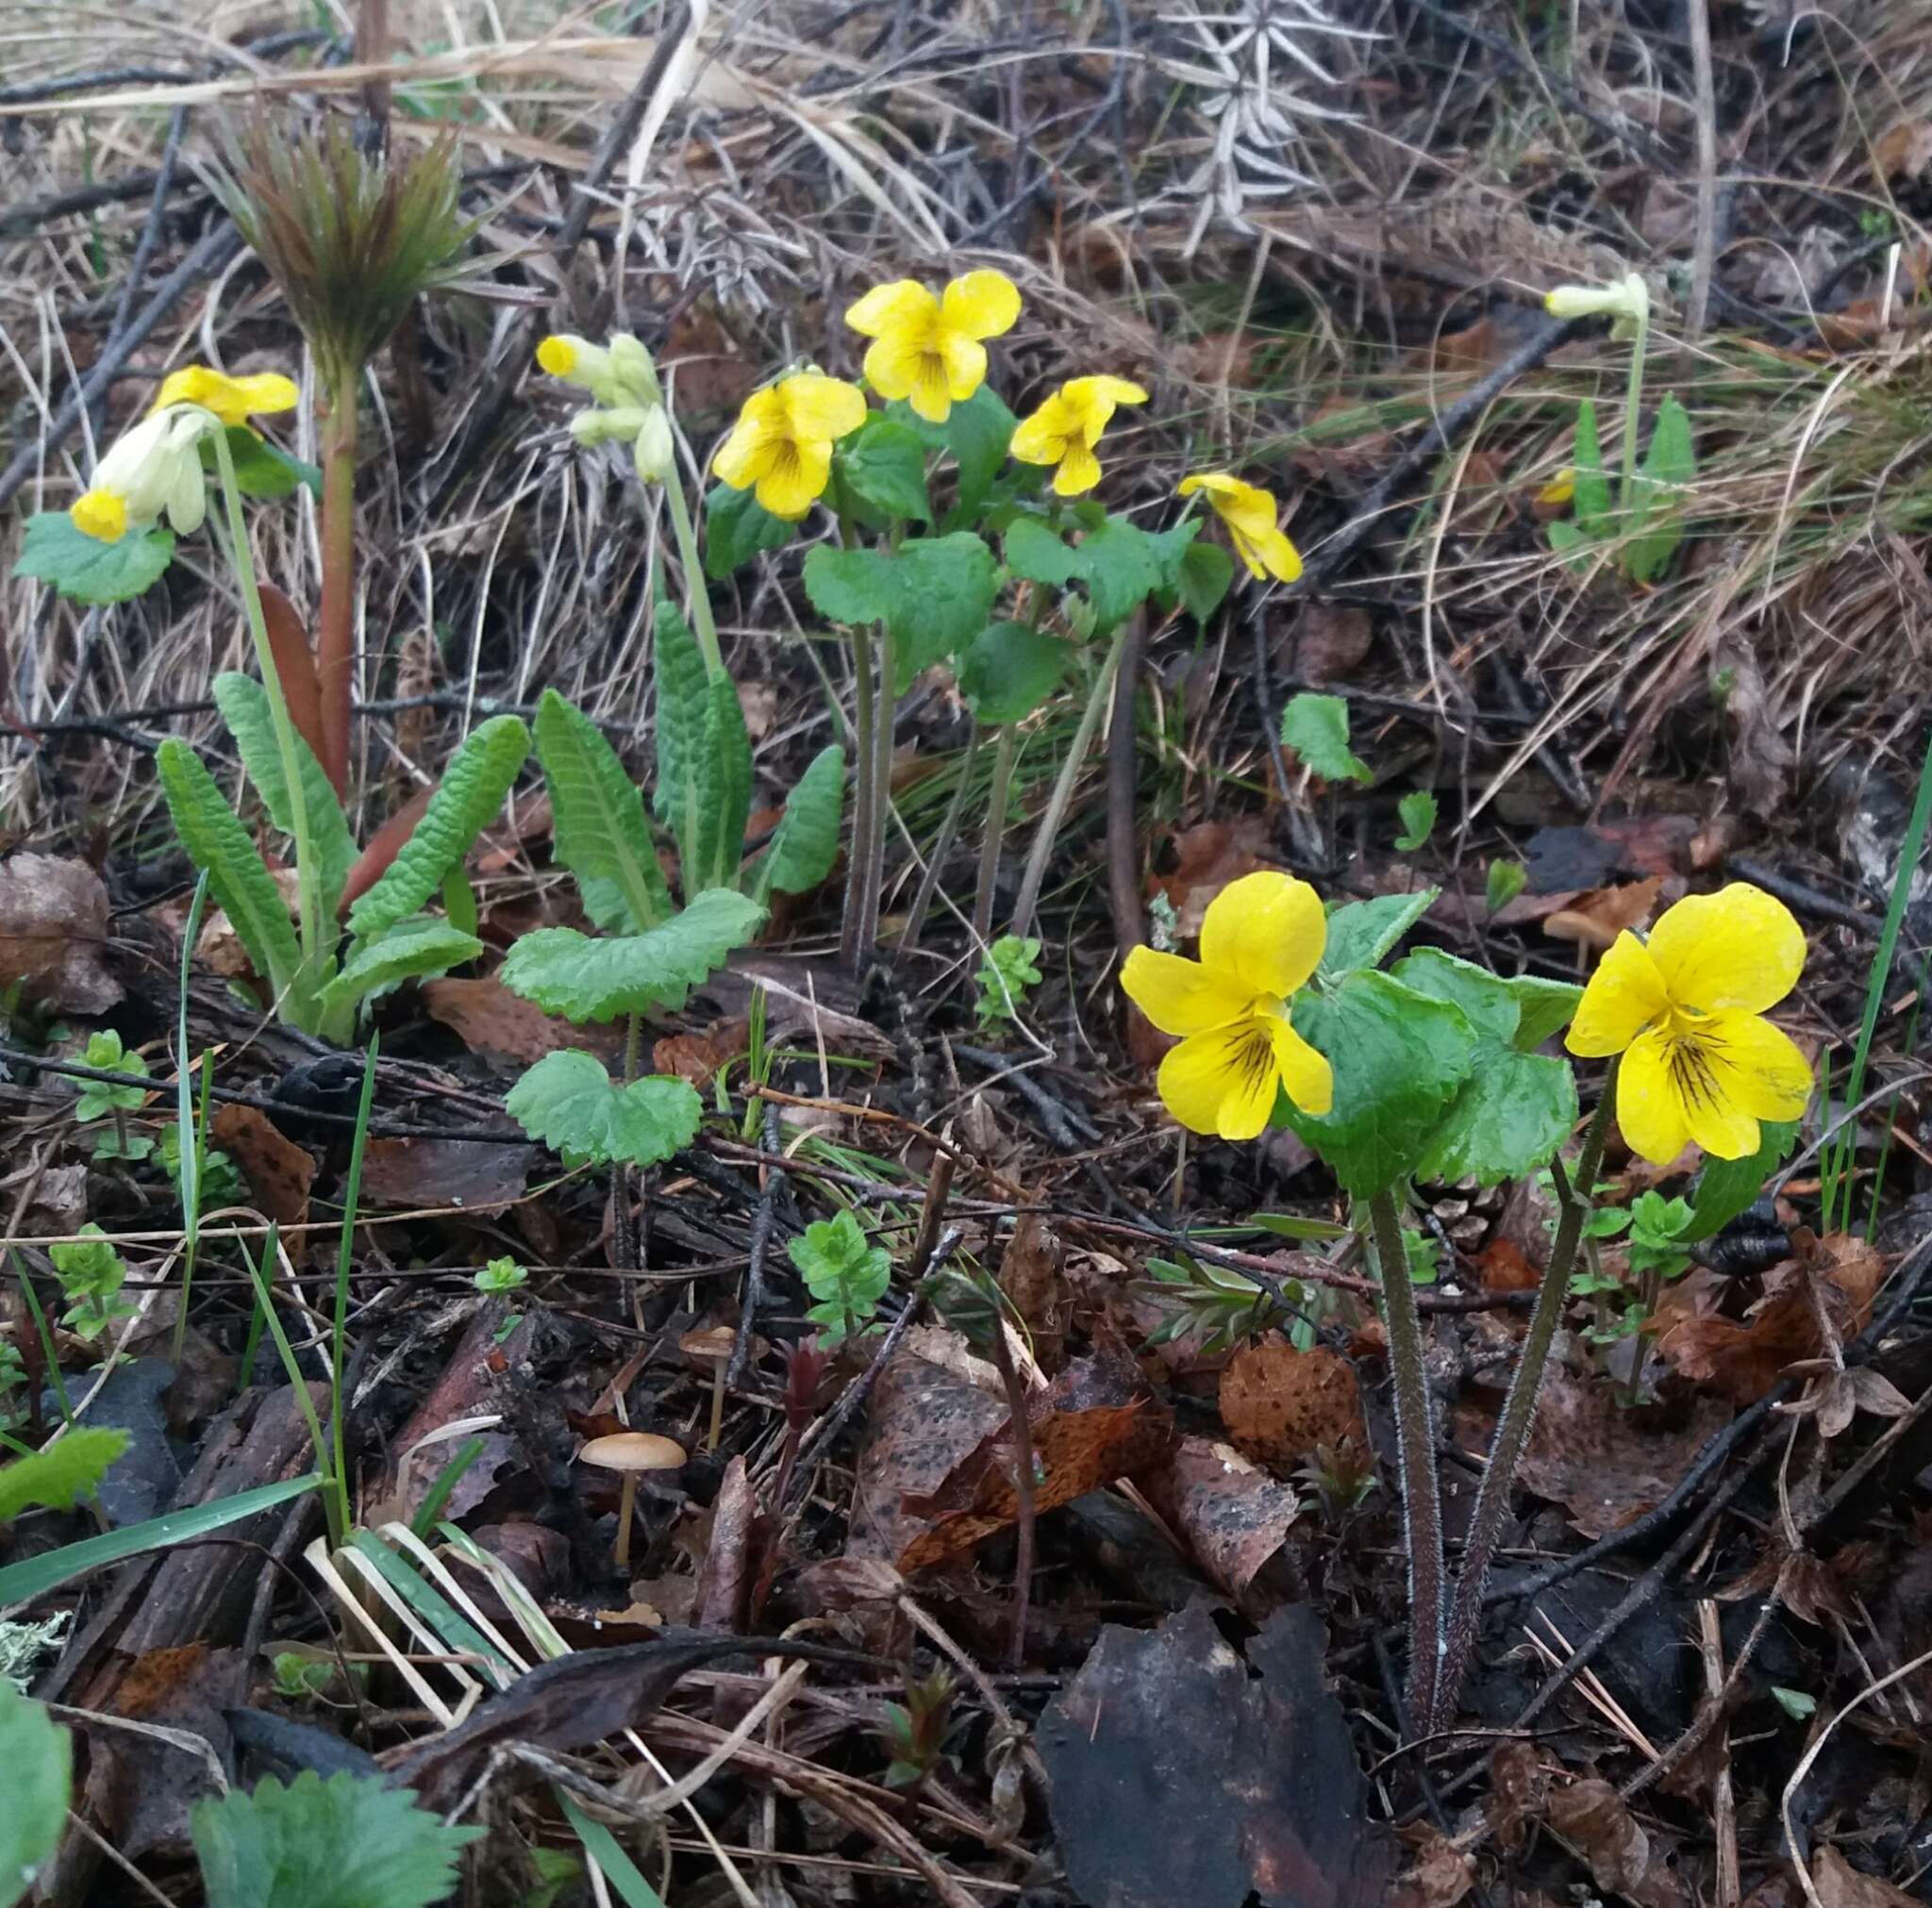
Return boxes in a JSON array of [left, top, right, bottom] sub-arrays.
[[678, 1325, 737, 1366], [578, 1432, 687, 1472]]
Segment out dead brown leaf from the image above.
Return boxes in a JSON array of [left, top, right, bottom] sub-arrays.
[[1150, 817, 1276, 938], [1291, 601, 1374, 686], [1717, 638, 1794, 820], [210, 1104, 316, 1230], [1654, 1232, 1885, 1405], [1874, 120, 1932, 181], [1518, 1364, 1731, 1536], [0, 854, 121, 1012], [693, 1453, 755, 1631], [1219, 1339, 1365, 1477], [1543, 877, 1663, 951], [1402, 1834, 1474, 1908], [1546, 1780, 1673, 1900], [1146, 1435, 1304, 1598], [1811, 1847, 1921, 1906], [652, 1019, 747, 1088], [1477, 1238, 1539, 1291], [425, 975, 619, 1066], [358, 1137, 532, 1215], [998, 1213, 1071, 1374]]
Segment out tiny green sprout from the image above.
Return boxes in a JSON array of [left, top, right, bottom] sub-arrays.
[[474, 1256, 527, 1295], [0, 1341, 25, 1428], [76, 1030, 152, 1160], [1293, 1435, 1379, 1516], [1394, 790, 1438, 853], [878, 1665, 957, 1789], [1772, 1685, 1817, 1721], [271, 1652, 337, 1702], [1486, 859, 1527, 914], [974, 934, 1044, 1028], [1135, 1254, 1292, 1354], [1404, 1226, 1441, 1287], [788, 1209, 892, 1345], [49, 1225, 134, 1341], [158, 1123, 245, 1209]]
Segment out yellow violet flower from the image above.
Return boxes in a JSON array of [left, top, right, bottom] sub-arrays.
[[711, 373, 868, 520], [1120, 870, 1333, 1140], [843, 270, 1022, 424], [1009, 374, 1148, 496], [150, 365, 299, 430], [1178, 473, 1302, 583], [1566, 882, 1812, 1166], [70, 409, 213, 544]]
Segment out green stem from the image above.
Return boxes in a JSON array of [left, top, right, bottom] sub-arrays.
[[1369, 1185, 1444, 1734], [973, 724, 1018, 947], [840, 622, 879, 969], [661, 473, 724, 680], [327, 1037, 380, 1552], [1616, 305, 1649, 523], [1430, 1067, 1619, 1734], [208, 423, 326, 1018], [1009, 617, 1131, 943], [900, 724, 983, 952], [860, 619, 896, 958]]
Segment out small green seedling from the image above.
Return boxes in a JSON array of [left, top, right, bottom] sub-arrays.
[[974, 934, 1043, 1027], [1281, 692, 1372, 786], [49, 1227, 134, 1342], [75, 1031, 151, 1161], [1394, 790, 1438, 852], [473, 1256, 526, 1295], [788, 1209, 891, 1345], [878, 1666, 958, 1789]]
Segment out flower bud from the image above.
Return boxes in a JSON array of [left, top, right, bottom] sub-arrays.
[[632, 406, 675, 485], [1543, 274, 1648, 324], [607, 333, 662, 407]]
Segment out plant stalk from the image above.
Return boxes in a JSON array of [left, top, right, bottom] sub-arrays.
[[1615, 304, 1649, 526], [900, 724, 982, 952], [316, 383, 359, 801], [972, 723, 1018, 947], [1369, 1185, 1444, 1734], [209, 424, 326, 1016], [840, 622, 880, 969], [327, 1038, 380, 1551], [1008, 615, 1133, 943], [1430, 1068, 1619, 1734], [660, 473, 724, 680]]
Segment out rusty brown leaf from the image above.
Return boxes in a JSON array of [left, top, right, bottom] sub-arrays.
[[998, 1213, 1071, 1374], [1291, 601, 1374, 686], [0, 854, 121, 1012], [1219, 1339, 1366, 1477], [1146, 1435, 1304, 1598], [425, 975, 620, 1066], [693, 1454, 755, 1631], [652, 1019, 747, 1088], [210, 1104, 315, 1229], [358, 1137, 532, 1215], [1542, 877, 1663, 952], [1811, 1846, 1922, 1905], [1546, 1780, 1658, 1898], [1402, 1834, 1474, 1907]]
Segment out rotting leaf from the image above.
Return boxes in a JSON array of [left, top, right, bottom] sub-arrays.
[[358, 1137, 532, 1216], [1144, 1435, 1304, 1599], [1544, 1778, 1686, 1906], [1219, 1340, 1365, 1478], [1038, 1601, 1404, 1908], [997, 1213, 1071, 1374], [0, 853, 122, 1013], [1516, 1364, 1731, 1537], [1542, 878, 1662, 952], [1810, 1846, 1922, 1906], [424, 975, 620, 1067], [211, 1104, 317, 1231]]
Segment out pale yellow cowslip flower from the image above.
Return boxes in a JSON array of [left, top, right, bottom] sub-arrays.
[[1008, 375, 1147, 496], [1566, 882, 1812, 1166], [843, 270, 1022, 423], [71, 364, 299, 544], [1119, 871, 1333, 1141], [1544, 274, 1649, 325], [536, 332, 660, 409], [711, 373, 869, 520], [1178, 473, 1302, 583]]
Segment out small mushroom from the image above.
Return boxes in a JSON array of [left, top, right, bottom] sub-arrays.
[[578, 1432, 685, 1571], [679, 1325, 765, 1452]]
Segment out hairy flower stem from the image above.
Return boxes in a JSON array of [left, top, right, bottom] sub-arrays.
[[660, 473, 724, 679], [316, 387, 358, 801], [1369, 1185, 1444, 1734], [972, 724, 1018, 947], [1430, 1069, 1619, 1734], [840, 622, 880, 968], [208, 424, 325, 1017], [1616, 305, 1650, 528], [900, 726, 981, 952], [1009, 616, 1132, 943]]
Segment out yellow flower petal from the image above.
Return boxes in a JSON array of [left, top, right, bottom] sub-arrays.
[[1120, 948, 1252, 1037], [1617, 1025, 1692, 1167], [536, 335, 578, 376], [1064, 373, 1148, 413], [1233, 523, 1303, 583], [908, 349, 956, 423], [776, 373, 868, 445], [844, 280, 935, 340], [1158, 1018, 1282, 1139], [1566, 930, 1670, 1056], [1198, 870, 1326, 999], [860, 335, 930, 407], [1693, 1009, 1813, 1123], [1644, 883, 1805, 1015], [152, 365, 297, 426], [1052, 441, 1102, 495], [71, 488, 127, 542], [1537, 471, 1576, 507], [755, 435, 832, 520], [937, 331, 989, 406], [712, 390, 784, 490], [1009, 397, 1073, 466], [1179, 472, 1240, 502], [1271, 1013, 1332, 1116], [940, 269, 1021, 340]]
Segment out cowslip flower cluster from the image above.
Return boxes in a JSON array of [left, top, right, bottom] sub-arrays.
[[1566, 882, 1811, 1166], [1120, 871, 1332, 1140], [70, 366, 298, 545], [537, 332, 675, 482]]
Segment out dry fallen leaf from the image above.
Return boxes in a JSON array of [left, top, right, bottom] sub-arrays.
[[358, 1137, 533, 1215], [1402, 1833, 1474, 1908], [425, 975, 619, 1066], [1149, 817, 1277, 939], [1219, 1339, 1366, 1478], [210, 1104, 316, 1230], [998, 1213, 1071, 1375], [1545, 1780, 1663, 1900], [1810, 1846, 1921, 1907], [1542, 877, 1663, 951], [1145, 1435, 1304, 1599], [0, 853, 121, 1012], [652, 1019, 747, 1088], [1874, 119, 1932, 181]]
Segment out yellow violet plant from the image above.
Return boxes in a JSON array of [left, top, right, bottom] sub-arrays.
[[1008, 373, 1148, 496], [843, 269, 1022, 424], [1177, 473, 1302, 583], [1119, 873, 1814, 1740]]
